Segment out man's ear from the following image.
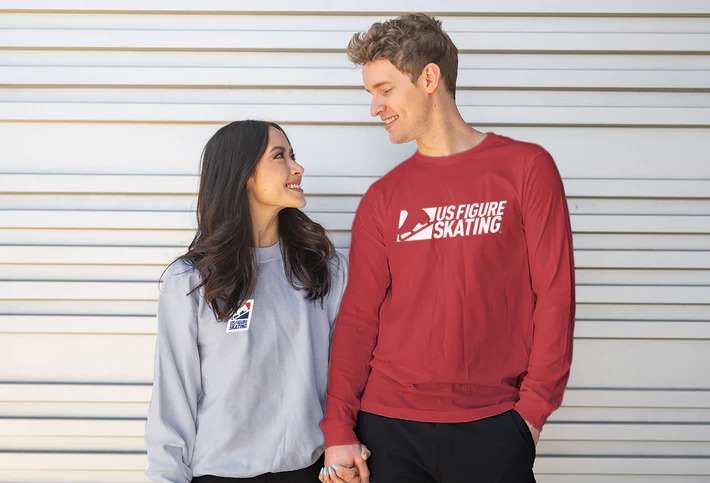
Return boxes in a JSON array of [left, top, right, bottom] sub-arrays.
[[420, 63, 441, 94]]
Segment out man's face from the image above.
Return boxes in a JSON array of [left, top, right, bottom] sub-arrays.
[[362, 59, 431, 144]]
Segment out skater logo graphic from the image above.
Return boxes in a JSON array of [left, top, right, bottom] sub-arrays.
[[397, 208, 437, 242], [226, 300, 254, 332], [397, 201, 507, 242]]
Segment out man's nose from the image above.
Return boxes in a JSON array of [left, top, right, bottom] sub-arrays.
[[370, 98, 384, 118]]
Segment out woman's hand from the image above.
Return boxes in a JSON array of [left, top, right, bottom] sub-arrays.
[[318, 443, 371, 483]]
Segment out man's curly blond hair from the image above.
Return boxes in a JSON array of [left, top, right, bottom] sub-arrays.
[[347, 13, 458, 99]]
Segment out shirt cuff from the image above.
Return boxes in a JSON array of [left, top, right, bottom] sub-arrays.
[[513, 395, 555, 431], [321, 420, 360, 448]]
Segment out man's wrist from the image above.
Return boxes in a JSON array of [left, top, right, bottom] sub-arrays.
[[324, 435, 360, 449], [513, 397, 551, 431]]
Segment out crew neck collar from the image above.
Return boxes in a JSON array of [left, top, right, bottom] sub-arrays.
[[255, 240, 282, 263], [412, 132, 495, 166]]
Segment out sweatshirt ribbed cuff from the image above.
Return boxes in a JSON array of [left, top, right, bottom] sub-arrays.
[[513, 396, 555, 431], [321, 420, 360, 448]]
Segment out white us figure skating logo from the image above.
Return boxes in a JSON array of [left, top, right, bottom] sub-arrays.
[[397, 201, 507, 242]]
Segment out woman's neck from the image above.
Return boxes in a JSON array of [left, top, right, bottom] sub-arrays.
[[250, 206, 280, 248]]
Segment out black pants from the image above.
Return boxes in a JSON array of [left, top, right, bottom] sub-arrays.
[[192, 454, 324, 483], [356, 410, 536, 483]]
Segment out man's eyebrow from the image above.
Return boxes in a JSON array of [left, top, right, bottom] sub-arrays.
[[365, 81, 391, 93]]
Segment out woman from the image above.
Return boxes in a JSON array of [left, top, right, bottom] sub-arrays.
[[145, 120, 348, 482]]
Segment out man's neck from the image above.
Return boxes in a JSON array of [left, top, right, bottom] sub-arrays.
[[415, 101, 487, 157]]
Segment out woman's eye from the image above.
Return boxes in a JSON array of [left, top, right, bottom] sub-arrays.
[[275, 152, 284, 158]]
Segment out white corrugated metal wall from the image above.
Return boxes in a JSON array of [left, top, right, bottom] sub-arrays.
[[0, 1, 709, 481]]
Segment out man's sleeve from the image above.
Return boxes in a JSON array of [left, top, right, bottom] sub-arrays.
[[145, 268, 202, 483], [320, 187, 391, 447], [513, 149, 576, 431]]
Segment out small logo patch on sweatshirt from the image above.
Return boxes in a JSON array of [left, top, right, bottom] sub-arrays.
[[226, 300, 254, 332]]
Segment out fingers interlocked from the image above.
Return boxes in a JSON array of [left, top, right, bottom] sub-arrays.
[[319, 464, 360, 483]]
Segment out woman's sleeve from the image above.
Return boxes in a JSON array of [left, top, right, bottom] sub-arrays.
[[328, 251, 349, 345], [145, 266, 202, 483]]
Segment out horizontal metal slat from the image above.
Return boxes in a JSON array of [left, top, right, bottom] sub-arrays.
[[3, 210, 710, 233], [4, 175, 710, 199], [0, 452, 708, 476], [1, 418, 708, 441], [4, 65, 710, 89], [3, 102, 709, 126], [2, 315, 709, 339], [1, 336, 708, 388], [1, 280, 707, 305], [2, 384, 706, 409], [2, 124, 708, 180], [2, 246, 706, 269], [2, 0, 710, 14], [3, 27, 709, 53]]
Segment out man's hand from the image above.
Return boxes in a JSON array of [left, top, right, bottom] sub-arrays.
[[319, 443, 371, 483], [524, 419, 540, 446], [319, 464, 359, 483]]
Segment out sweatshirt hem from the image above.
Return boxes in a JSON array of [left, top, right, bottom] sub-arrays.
[[359, 400, 516, 423]]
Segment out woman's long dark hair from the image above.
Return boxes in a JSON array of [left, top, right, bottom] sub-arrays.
[[176, 120, 335, 321]]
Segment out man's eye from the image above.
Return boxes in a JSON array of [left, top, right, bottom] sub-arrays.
[[382, 88, 392, 95]]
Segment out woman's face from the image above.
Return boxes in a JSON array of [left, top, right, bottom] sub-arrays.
[[247, 126, 306, 213]]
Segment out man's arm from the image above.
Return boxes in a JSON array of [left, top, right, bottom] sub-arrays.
[[513, 149, 576, 433], [320, 187, 390, 480]]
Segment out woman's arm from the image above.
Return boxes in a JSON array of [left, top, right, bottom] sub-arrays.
[[328, 251, 349, 347], [145, 265, 202, 483]]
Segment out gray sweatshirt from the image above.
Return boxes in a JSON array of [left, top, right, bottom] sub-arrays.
[[145, 242, 347, 482]]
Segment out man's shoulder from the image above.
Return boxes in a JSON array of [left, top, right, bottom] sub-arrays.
[[366, 154, 417, 194], [487, 133, 550, 160]]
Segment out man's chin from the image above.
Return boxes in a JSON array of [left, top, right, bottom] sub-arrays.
[[388, 131, 413, 145]]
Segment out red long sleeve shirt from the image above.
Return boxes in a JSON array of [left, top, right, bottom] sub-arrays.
[[321, 133, 575, 447]]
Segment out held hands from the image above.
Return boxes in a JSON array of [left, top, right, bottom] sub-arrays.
[[318, 443, 371, 483]]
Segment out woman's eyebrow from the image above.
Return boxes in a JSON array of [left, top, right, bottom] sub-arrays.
[[269, 145, 286, 153]]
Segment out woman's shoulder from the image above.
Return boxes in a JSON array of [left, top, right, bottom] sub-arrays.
[[329, 249, 347, 269], [160, 258, 202, 297], [328, 250, 348, 284]]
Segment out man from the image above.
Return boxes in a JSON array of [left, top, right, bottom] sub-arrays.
[[318, 13, 575, 483]]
